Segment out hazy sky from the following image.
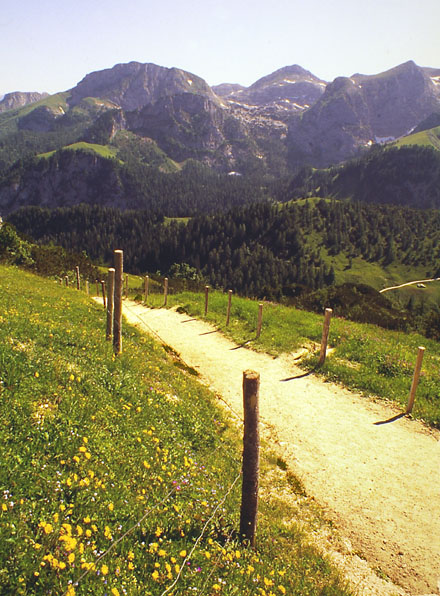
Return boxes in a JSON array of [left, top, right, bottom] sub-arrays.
[[1, 0, 439, 95]]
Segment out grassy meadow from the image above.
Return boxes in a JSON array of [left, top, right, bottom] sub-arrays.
[[137, 287, 440, 428], [0, 265, 351, 596]]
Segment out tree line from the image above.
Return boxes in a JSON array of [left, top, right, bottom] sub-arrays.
[[8, 198, 440, 299]]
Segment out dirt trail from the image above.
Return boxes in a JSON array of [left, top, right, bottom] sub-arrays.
[[122, 300, 440, 596]]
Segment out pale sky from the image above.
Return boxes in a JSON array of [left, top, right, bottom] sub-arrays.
[[1, 0, 439, 96]]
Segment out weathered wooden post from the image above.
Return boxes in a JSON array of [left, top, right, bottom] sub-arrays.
[[204, 285, 209, 316], [75, 266, 80, 290], [240, 370, 260, 547], [319, 308, 333, 366], [226, 290, 232, 326], [100, 280, 106, 308], [113, 250, 123, 355], [164, 277, 168, 306], [144, 275, 149, 303], [406, 346, 425, 414], [65, 276, 69, 287], [106, 268, 115, 341], [256, 303, 263, 338], [85, 281, 89, 295]]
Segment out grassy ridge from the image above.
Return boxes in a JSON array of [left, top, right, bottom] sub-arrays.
[[38, 142, 120, 161], [0, 266, 350, 596], [394, 126, 440, 151], [144, 289, 440, 428]]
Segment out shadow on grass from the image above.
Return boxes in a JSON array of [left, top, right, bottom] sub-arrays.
[[374, 413, 406, 426]]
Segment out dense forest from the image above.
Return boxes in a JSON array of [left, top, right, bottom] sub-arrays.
[[0, 148, 269, 216], [275, 145, 440, 209], [9, 199, 440, 300]]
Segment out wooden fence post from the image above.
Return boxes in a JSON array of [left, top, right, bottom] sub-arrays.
[[204, 285, 209, 316], [319, 308, 333, 366], [100, 280, 106, 308], [164, 277, 168, 306], [85, 281, 89, 295], [226, 290, 232, 326], [406, 346, 425, 414], [113, 250, 123, 355], [65, 276, 69, 287], [144, 275, 149, 303], [75, 266, 80, 290], [125, 274, 129, 298], [256, 303, 263, 338], [240, 370, 260, 547], [106, 268, 115, 341]]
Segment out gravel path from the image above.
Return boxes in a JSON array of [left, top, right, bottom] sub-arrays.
[[122, 300, 440, 596]]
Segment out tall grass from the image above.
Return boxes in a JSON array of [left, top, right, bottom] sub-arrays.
[[0, 266, 351, 596]]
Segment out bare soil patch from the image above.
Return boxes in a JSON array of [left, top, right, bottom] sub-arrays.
[[123, 301, 440, 596]]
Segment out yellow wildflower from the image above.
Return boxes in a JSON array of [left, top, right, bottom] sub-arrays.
[[101, 564, 109, 576]]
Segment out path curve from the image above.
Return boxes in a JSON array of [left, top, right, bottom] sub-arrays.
[[379, 278, 439, 293], [123, 300, 440, 595]]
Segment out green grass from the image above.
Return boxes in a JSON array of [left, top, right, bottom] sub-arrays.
[[38, 142, 119, 160], [394, 126, 440, 151], [0, 265, 351, 596], [0, 93, 71, 139], [151, 289, 440, 428]]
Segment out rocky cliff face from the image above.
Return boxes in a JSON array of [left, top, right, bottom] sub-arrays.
[[0, 91, 49, 113], [68, 62, 219, 111], [0, 151, 127, 215], [287, 61, 440, 167]]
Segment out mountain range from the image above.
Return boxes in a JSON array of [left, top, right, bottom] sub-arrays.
[[0, 59, 440, 214]]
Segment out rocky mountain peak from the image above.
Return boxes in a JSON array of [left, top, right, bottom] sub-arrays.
[[68, 61, 218, 111], [248, 64, 323, 89], [0, 91, 49, 113], [224, 64, 326, 112]]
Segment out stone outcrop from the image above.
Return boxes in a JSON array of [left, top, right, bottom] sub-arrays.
[[0, 91, 49, 113]]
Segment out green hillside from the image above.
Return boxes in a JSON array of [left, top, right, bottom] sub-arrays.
[[0, 265, 351, 595], [38, 142, 119, 160], [394, 126, 440, 151]]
